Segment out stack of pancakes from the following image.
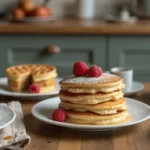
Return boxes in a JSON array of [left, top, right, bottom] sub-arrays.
[[59, 73, 129, 125], [6, 64, 57, 93]]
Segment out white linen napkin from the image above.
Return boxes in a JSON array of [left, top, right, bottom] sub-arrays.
[[0, 101, 30, 150]]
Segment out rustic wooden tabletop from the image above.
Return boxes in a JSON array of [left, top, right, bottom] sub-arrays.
[[1, 83, 150, 150]]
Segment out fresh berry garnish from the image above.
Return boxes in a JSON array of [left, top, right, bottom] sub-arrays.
[[52, 108, 66, 122], [73, 61, 89, 76], [29, 84, 40, 93], [87, 65, 103, 77]]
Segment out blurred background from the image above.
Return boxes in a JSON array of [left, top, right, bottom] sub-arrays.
[[0, 0, 147, 18], [0, 0, 150, 81]]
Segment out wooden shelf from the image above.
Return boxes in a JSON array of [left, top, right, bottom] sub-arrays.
[[1, 18, 150, 35]]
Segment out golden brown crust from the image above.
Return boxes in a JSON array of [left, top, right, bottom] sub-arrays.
[[59, 74, 125, 94], [60, 98, 125, 108], [6, 64, 57, 93], [66, 115, 130, 125], [59, 90, 123, 104], [6, 64, 57, 79], [59, 98, 126, 115], [33, 78, 55, 87], [65, 110, 130, 125]]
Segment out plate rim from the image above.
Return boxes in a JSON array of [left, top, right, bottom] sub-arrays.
[[0, 104, 16, 129], [31, 97, 150, 130], [0, 77, 61, 97]]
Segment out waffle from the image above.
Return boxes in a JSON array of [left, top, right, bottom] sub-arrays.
[[6, 64, 57, 81], [59, 98, 127, 115], [31, 65, 57, 82], [33, 78, 55, 87], [65, 110, 129, 125], [59, 90, 123, 104], [6, 64, 57, 93], [59, 74, 125, 93]]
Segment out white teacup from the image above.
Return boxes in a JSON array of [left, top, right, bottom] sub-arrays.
[[110, 67, 133, 90]]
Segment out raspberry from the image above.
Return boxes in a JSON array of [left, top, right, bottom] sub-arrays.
[[87, 65, 103, 77], [29, 84, 40, 93], [52, 108, 66, 122], [73, 61, 89, 76]]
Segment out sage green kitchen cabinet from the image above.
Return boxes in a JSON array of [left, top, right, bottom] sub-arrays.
[[0, 35, 107, 77], [109, 36, 150, 81]]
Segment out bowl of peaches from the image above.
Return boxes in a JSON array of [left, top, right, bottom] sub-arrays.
[[9, 0, 56, 23]]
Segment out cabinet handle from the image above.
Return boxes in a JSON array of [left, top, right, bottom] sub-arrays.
[[46, 46, 61, 54]]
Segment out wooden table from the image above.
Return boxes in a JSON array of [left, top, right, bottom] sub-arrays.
[[1, 83, 150, 150]]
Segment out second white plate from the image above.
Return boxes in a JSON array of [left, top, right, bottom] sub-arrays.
[[32, 97, 150, 131], [0, 77, 61, 100]]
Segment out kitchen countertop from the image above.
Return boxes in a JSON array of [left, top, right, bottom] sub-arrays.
[[0, 82, 150, 150], [1, 18, 150, 35]]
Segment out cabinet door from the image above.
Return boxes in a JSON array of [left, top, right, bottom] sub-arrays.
[[0, 35, 106, 77], [109, 36, 150, 81]]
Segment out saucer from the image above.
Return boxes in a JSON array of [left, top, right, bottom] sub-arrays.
[[32, 97, 150, 131], [123, 81, 144, 96]]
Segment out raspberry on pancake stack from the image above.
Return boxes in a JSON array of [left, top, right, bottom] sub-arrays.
[[58, 61, 129, 125], [6, 64, 57, 93]]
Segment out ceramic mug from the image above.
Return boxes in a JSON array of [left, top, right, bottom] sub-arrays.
[[76, 0, 95, 19], [110, 67, 133, 90]]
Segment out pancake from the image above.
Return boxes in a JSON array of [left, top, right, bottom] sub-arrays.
[[59, 74, 125, 93], [59, 98, 127, 114], [59, 90, 123, 104], [65, 110, 129, 125]]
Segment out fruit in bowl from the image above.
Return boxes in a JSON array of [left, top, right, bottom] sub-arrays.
[[11, 0, 52, 20], [19, 0, 35, 14], [12, 8, 25, 20], [31, 6, 51, 17]]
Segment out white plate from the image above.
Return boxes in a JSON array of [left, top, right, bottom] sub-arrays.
[[123, 81, 144, 96], [32, 97, 150, 131], [9, 15, 58, 23], [0, 77, 61, 100], [0, 104, 16, 129]]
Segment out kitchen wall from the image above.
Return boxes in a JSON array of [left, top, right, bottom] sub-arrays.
[[0, 0, 136, 17]]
